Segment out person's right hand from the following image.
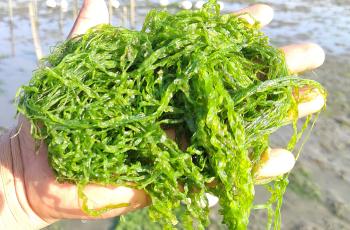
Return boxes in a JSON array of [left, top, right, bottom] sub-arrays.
[[167, 4, 326, 182], [235, 4, 325, 181]]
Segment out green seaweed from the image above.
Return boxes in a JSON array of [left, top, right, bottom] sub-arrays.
[[17, 1, 326, 229], [116, 209, 163, 230], [289, 166, 321, 201]]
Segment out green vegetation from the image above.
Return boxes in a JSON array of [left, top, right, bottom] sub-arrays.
[[289, 165, 321, 201], [115, 207, 167, 230], [17, 0, 326, 229]]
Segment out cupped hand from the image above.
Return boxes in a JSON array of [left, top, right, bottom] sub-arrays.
[[17, 0, 325, 224]]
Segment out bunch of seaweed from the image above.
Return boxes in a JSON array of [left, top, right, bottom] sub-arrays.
[[17, 1, 326, 229]]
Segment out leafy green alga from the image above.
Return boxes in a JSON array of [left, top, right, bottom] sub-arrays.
[[17, 1, 326, 229]]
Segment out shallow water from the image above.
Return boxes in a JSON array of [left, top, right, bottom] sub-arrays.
[[0, 0, 349, 229]]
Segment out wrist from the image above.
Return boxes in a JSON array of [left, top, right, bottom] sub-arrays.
[[0, 129, 49, 230]]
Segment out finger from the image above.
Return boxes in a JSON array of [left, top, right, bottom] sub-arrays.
[[279, 43, 326, 118], [281, 43, 325, 74], [164, 128, 188, 150], [68, 0, 109, 38], [297, 88, 325, 118], [205, 148, 295, 187], [255, 148, 295, 184], [26, 177, 150, 220], [234, 4, 274, 27], [66, 183, 150, 219]]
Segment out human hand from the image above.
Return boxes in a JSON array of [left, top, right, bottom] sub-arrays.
[[14, 1, 325, 226], [233, 4, 325, 181], [16, 0, 150, 225]]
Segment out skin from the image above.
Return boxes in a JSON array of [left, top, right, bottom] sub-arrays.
[[15, 0, 325, 225]]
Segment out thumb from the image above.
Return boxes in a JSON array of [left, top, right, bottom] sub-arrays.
[[45, 183, 151, 220], [69, 0, 109, 38], [25, 178, 151, 221], [75, 184, 151, 219]]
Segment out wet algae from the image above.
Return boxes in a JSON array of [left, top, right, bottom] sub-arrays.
[[17, 1, 326, 229]]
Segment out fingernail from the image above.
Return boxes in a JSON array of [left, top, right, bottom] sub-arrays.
[[255, 148, 295, 181]]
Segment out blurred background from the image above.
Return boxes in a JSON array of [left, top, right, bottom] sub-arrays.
[[0, 0, 349, 229]]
